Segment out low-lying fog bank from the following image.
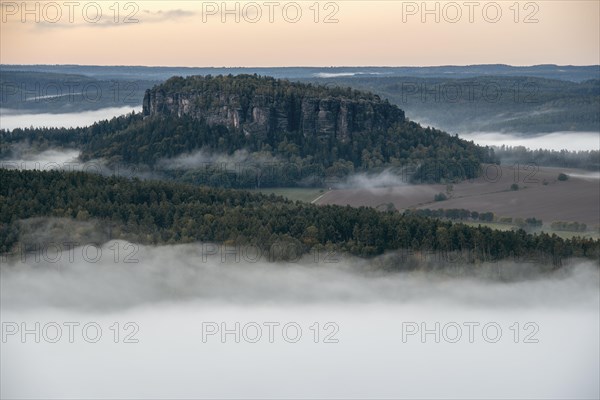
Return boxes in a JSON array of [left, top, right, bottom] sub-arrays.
[[1, 241, 598, 310], [458, 131, 600, 152], [0, 148, 80, 169], [1, 241, 599, 399], [0, 106, 141, 130]]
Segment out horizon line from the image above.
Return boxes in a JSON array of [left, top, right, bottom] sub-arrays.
[[2, 63, 600, 69]]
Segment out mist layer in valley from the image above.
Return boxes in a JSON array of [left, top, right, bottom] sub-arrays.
[[1, 241, 598, 399], [458, 131, 600, 152], [0, 145, 80, 169], [0, 106, 141, 130]]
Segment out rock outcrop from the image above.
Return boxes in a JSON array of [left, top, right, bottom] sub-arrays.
[[142, 75, 405, 143]]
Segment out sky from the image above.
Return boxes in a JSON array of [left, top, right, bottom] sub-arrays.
[[1, 0, 599, 67]]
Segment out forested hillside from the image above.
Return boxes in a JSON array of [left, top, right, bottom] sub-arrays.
[[2, 169, 598, 265], [1, 75, 497, 186]]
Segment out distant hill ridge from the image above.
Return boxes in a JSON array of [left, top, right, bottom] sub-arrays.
[[2, 64, 598, 81]]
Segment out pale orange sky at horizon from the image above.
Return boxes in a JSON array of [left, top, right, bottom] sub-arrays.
[[1, 0, 599, 67]]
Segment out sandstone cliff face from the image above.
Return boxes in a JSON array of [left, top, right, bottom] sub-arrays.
[[142, 86, 404, 143]]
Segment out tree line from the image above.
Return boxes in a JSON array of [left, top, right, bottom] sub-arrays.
[[494, 145, 600, 171], [1, 169, 598, 266]]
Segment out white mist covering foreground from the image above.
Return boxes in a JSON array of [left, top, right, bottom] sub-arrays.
[[1, 241, 599, 399]]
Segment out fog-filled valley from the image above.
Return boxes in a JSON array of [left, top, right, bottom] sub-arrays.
[[2, 241, 599, 399]]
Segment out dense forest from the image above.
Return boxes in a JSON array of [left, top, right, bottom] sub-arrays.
[[1, 75, 498, 186], [1, 169, 598, 266], [0, 111, 140, 156], [407, 208, 545, 231]]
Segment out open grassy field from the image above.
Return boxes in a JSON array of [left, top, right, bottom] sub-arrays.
[[315, 165, 600, 229]]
